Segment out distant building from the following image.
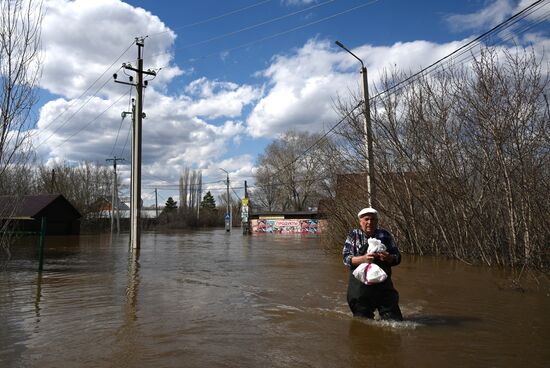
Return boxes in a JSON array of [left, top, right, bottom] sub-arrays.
[[88, 197, 130, 219], [88, 197, 160, 219], [0, 194, 81, 235]]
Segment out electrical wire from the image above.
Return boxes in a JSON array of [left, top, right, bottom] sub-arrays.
[[31, 40, 136, 144], [180, 0, 336, 49], [53, 90, 130, 148], [119, 87, 135, 158], [33, 72, 116, 149], [58, 1, 549, 199], [215, 0, 550, 194], [147, 0, 273, 37], [152, 0, 380, 68], [368, 0, 549, 100], [110, 86, 133, 157], [202, 0, 380, 60]]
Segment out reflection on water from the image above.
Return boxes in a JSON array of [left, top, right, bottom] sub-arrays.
[[1, 230, 549, 368]]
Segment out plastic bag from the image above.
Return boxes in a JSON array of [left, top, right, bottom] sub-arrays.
[[352, 262, 388, 284], [367, 238, 386, 254]]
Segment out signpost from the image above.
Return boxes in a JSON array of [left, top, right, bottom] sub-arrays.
[[224, 212, 231, 232]]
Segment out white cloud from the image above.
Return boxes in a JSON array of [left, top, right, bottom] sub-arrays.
[[444, 0, 550, 33], [246, 38, 467, 138], [41, 0, 182, 99], [247, 39, 346, 137], [184, 77, 262, 118], [445, 0, 515, 32], [30, 0, 263, 192]]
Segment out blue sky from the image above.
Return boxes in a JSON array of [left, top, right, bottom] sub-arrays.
[[27, 0, 549, 205]]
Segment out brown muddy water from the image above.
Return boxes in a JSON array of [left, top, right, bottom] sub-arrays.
[[1, 230, 549, 368]]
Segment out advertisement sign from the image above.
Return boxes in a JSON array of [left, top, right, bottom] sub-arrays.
[[251, 219, 319, 234]]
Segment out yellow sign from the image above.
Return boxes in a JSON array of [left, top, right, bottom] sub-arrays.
[[242, 198, 249, 206], [259, 216, 284, 220]]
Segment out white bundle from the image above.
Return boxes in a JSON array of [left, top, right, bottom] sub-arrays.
[[367, 238, 386, 254], [353, 262, 388, 284]]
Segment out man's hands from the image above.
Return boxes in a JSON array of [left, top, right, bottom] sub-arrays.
[[352, 252, 393, 266], [364, 253, 376, 263], [377, 251, 394, 263]]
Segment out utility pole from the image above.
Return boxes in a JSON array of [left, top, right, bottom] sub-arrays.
[[154, 188, 158, 218], [335, 40, 376, 207], [106, 156, 124, 234], [220, 168, 231, 232], [242, 180, 250, 235], [114, 38, 156, 249], [50, 169, 56, 193], [121, 99, 134, 235]]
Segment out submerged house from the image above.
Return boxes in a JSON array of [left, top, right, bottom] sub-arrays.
[[0, 194, 81, 235]]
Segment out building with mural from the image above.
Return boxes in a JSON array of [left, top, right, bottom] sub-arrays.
[[249, 211, 326, 234]]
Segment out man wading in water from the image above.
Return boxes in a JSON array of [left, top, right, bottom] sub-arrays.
[[342, 207, 403, 321]]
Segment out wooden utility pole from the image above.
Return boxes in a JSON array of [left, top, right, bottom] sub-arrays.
[[106, 156, 124, 234], [114, 38, 156, 249], [50, 169, 56, 193], [154, 188, 158, 218]]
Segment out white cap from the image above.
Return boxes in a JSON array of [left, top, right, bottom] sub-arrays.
[[357, 207, 377, 218]]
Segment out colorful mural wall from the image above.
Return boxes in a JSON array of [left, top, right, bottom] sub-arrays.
[[251, 219, 320, 234]]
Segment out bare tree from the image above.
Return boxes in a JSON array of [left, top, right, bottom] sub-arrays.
[[251, 163, 282, 211], [35, 161, 112, 216], [254, 131, 335, 212], [328, 46, 549, 271], [0, 0, 42, 179], [0, 0, 43, 263]]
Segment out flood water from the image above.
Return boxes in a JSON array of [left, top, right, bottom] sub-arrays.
[[1, 230, 549, 367]]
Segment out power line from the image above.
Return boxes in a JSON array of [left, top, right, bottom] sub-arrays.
[[110, 86, 133, 157], [153, 0, 380, 67], [180, 0, 336, 49], [244, 0, 550, 192], [143, 177, 235, 189], [120, 122, 132, 159], [147, 0, 273, 37], [52, 91, 131, 148], [370, 0, 549, 100], [31, 40, 136, 146]]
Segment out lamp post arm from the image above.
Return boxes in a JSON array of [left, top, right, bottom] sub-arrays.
[[335, 40, 365, 69]]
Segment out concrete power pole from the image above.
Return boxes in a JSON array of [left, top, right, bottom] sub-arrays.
[[226, 173, 231, 232], [154, 188, 158, 218], [335, 40, 376, 207], [114, 38, 156, 249], [106, 156, 124, 234]]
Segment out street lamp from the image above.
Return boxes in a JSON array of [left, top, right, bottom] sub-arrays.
[[335, 40, 376, 208], [219, 168, 231, 232]]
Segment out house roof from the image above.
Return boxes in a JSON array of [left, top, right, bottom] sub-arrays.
[[0, 194, 81, 219], [90, 196, 130, 211]]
